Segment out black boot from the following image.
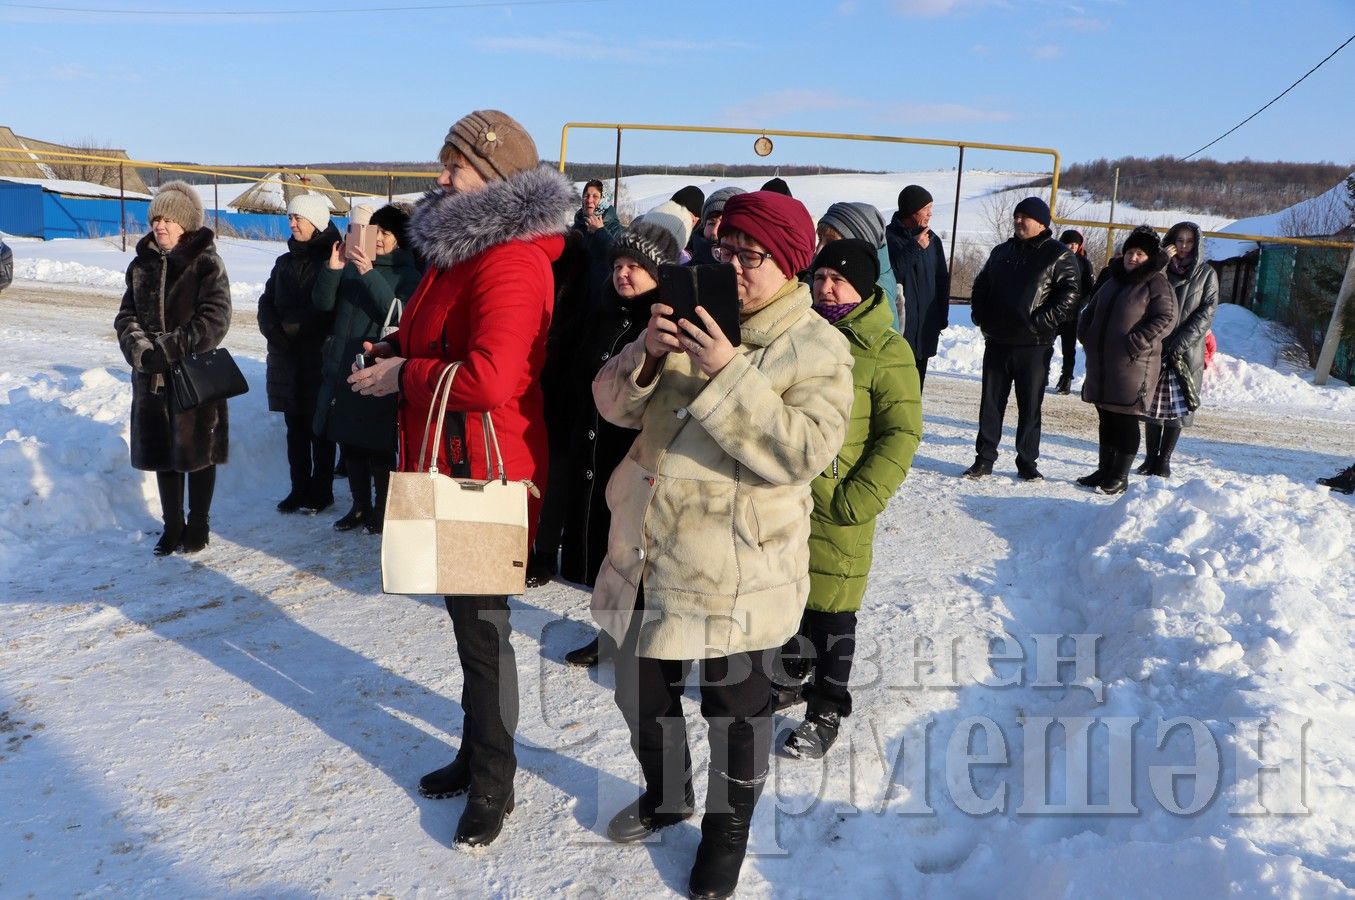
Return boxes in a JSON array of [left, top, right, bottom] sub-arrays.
[[688, 777, 763, 900], [1077, 444, 1111, 488], [454, 790, 514, 847], [962, 458, 993, 479], [333, 506, 369, 532], [564, 636, 600, 668], [784, 693, 847, 760], [607, 781, 695, 842], [1155, 425, 1181, 478], [1317, 464, 1355, 495], [1137, 422, 1162, 475], [277, 489, 306, 513], [304, 475, 334, 514], [419, 755, 471, 799], [1099, 451, 1136, 495], [153, 471, 185, 556], [1054, 374, 1072, 394], [179, 466, 215, 554]]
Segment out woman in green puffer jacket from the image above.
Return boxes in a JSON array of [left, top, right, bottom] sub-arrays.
[[778, 238, 922, 759], [312, 204, 421, 534]]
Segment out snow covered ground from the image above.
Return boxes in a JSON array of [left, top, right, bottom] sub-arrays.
[[3, 176, 1355, 896]]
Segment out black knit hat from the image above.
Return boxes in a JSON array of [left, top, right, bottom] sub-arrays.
[[897, 184, 933, 218], [811, 238, 879, 302], [761, 177, 792, 196], [1122, 225, 1161, 259], [608, 219, 682, 281], [369, 204, 410, 249], [670, 185, 705, 222], [1013, 196, 1051, 228], [1059, 229, 1084, 246]]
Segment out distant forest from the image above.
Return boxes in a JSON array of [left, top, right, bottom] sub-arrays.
[[1022, 156, 1354, 219]]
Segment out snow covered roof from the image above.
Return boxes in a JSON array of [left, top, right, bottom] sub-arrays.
[[1208, 175, 1353, 261], [0, 175, 153, 201], [228, 171, 351, 214]]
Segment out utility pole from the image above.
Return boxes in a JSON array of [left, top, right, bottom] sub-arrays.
[[1314, 242, 1355, 385]]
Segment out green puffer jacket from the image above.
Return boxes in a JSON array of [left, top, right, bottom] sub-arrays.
[[807, 286, 922, 613]]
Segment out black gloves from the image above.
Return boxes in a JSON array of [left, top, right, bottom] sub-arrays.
[[141, 346, 169, 374]]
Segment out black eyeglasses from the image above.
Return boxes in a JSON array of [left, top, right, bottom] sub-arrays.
[[711, 244, 773, 269]]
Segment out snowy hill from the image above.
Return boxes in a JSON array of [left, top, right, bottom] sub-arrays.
[[1208, 175, 1354, 261]]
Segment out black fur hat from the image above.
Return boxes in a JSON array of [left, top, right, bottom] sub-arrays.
[[1122, 225, 1161, 259], [370, 204, 410, 250]]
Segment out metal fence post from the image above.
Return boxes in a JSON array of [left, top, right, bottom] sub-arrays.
[[213, 173, 220, 233], [1105, 166, 1120, 267], [613, 128, 622, 211], [119, 164, 126, 252], [949, 145, 964, 284], [388, 173, 394, 203]]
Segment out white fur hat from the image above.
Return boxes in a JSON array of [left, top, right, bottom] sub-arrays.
[[287, 193, 331, 232]]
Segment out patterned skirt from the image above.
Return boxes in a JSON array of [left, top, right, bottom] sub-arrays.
[[1145, 365, 1189, 421]]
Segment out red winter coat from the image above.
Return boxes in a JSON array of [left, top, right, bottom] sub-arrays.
[[390, 167, 575, 544]]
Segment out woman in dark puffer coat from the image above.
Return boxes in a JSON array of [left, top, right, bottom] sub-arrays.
[[1077, 225, 1177, 494], [312, 204, 421, 533], [1138, 221, 1218, 477], [114, 181, 231, 555]]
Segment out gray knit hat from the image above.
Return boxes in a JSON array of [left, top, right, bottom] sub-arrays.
[[700, 186, 746, 228], [609, 218, 682, 281], [819, 201, 886, 249], [148, 180, 204, 232]]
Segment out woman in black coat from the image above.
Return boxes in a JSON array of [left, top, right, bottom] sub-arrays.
[[556, 211, 690, 667], [257, 194, 342, 513], [312, 204, 421, 533], [1077, 225, 1178, 494], [114, 181, 231, 555]]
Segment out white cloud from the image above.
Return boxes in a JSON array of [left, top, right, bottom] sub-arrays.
[[890, 0, 972, 15], [477, 32, 746, 63], [1031, 44, 1063, 59]]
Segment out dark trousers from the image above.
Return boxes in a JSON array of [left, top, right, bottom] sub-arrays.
[[608, 591, 774, 812], [1057, 320, 1077, 380], [341, 443, 393, 512], [156, 466, 216, 525], [444, 595, 518, 797], [916, 356, 929, 391], [778, 609, 857, 715], [1097, 408, 1141, 456], [975, 343, 1054, 467], [284, 409, 335, 494]]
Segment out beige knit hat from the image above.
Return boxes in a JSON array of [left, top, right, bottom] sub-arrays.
[[441, 109, 539, 183], [148, 180, 204, 232]]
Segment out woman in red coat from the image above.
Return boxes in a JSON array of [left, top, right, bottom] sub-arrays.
[[348, 109, 573, 847]]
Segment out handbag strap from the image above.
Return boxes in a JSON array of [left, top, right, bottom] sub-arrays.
[[417, 362, 507, 480], [381, 298, 402, 331]]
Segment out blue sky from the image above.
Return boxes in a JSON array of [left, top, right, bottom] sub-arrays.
[[1, 0, 1352, 173]]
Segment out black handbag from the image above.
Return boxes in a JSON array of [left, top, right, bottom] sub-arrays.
[[168, 347, 249, 411]]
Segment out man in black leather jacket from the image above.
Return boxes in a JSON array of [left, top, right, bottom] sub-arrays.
[[964, 197, 1081, 480]]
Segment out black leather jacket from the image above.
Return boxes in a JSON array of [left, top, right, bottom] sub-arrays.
[[970, 230, 1081, 346]]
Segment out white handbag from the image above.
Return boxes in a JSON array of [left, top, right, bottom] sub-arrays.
[[380, 298, 402, 338], [380, 362, 530, 596]]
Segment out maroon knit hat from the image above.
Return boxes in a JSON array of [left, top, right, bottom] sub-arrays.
[[719, 190, 815, 277]]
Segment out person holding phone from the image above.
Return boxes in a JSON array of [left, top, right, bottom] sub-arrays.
[[346, 110, 573, 848], [312, 204, 420, 533], [591, 190, 854, 899]]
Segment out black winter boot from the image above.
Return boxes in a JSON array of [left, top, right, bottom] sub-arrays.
[[1317, 464, 1355, 495], [180, 467, 215, 553], [333, 505, 370, 532], [1077, 445, 1112, 488], [1054, 374, 1072, 394], [607, 780, 695, 842], [276, 489, 306, 513], [454, 790, 514, 847], [784, 710, 842, 759], [1099, 452, 1136, 495], [419, 755, 471, 799], [564, 636, 600, 668], [153, 471, 185, 556], [688, 777, 763, 900], [1137, 422, 1162, 475], [1154, 425, 1181, 478]]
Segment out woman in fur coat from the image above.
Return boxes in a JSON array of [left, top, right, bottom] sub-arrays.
[[591, 190, 854, 900], [347, 110, 573, 849], [114, 181, 231, 555], [1077, 225, 1178, 494]]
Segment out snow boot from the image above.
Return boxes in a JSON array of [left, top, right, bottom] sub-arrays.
[[1077, 445, 1111, 488], [962, 458, 993, 479], [1137, 422, 1162, 475], [688, 776, 763, 900], [153, 471, 184, 556], [784, 709, 842, 759], [1054, 374, 1072, 394], [564, 636, 600, 668], [454, 790, 514, 847], [419, 756, 471, 799], [276, 489, 306, 513], [1317, 464, 1355, 495], [1154, 425, 1181, 478], [179, 467, 214, 554], [1099, 451, 1136, 495], [333, 505, 370, 532], [607, 781, 695, 842], [180, 515, 210, 553]]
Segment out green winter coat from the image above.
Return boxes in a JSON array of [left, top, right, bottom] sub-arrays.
[[807, 286, 922, 613], [312, 247, 421, 449]]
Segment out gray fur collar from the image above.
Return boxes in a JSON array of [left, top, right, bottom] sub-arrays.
[[408, 166, 575, 270]]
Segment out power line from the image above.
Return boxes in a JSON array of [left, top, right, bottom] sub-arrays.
[[0, 0, 610, 14], [1183, 31, 1355, 161]]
